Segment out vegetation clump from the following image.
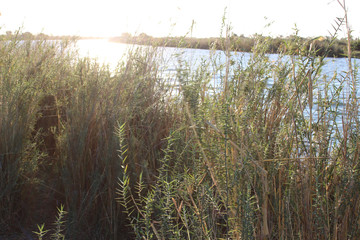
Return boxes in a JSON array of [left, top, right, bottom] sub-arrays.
[[1, 10, 360, 240], [110, 31, 360, 58]]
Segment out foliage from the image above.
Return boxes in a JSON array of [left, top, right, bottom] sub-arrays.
[[110, 33, 360, 59], [33, 205, 67, 240], [1, 4, 360, 239]]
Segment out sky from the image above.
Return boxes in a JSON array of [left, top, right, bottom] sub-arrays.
[[1, 0, 359, 38]]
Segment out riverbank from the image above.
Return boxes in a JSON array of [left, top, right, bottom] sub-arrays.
[[1, 30, 360, 239], [3, 31, 359, 59], [110, 33, 360, 58]]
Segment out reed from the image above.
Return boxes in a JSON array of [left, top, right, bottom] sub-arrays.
[[116, 3, 360, 239], [1, 1, 359, 239], [0, 33, 178, 239]]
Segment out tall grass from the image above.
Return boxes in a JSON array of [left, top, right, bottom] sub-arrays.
[[1, 3, 360, 239], [0, 33, 177, 239], [117, 8, 360, 240]]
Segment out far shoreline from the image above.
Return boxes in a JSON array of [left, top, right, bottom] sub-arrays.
[[108, 34, 360, 59], [2, 31, 359, 59]]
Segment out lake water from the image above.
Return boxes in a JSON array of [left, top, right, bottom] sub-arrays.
[[76, 39, 360, 126], [76, 39, 359, 82]]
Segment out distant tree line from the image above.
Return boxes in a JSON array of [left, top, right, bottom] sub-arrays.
[[2, 30, 359, 58], [110, 32, 360, 58], [0, 31, 103, 41]]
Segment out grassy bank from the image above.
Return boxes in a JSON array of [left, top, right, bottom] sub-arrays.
[[1, 20, 360, 240], [0, 34, 177, 239], [110, 32, 360, 59]]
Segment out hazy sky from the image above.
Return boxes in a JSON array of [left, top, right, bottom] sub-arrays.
[[1, 0, 359, 38]]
